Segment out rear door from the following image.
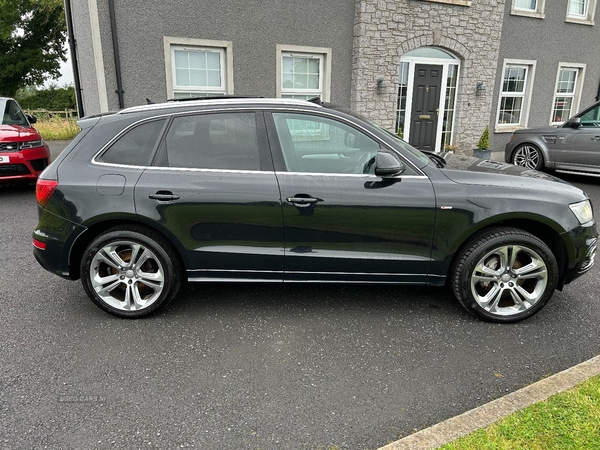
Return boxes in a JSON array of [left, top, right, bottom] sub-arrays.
[[266, 110, 437, 283], [134, 110, 284, 281]]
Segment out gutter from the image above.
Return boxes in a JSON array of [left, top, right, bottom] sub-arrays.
[[108, 0, 125, 109], [64, 0, 84, 117]]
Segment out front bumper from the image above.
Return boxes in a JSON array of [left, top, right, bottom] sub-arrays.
[[0, 146, 51, 182], [563, 221, 598, 285]]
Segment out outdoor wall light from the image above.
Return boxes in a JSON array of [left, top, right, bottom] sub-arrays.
[[377, 77, 387, 92], [476, 81, 486, 96]]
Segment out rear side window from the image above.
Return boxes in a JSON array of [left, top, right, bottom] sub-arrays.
[[100, 119, 166, 166], [162, 112, 261, 170]]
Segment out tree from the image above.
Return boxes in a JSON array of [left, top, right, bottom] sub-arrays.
[[0, 0, 66, 97]]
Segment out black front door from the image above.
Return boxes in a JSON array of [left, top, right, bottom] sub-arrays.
[[409, 64, 442, 151]]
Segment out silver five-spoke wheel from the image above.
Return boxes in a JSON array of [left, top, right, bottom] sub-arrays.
[[470, 244, 548, 316], [90, 241, 165, 311], [81, 227, 181, 318], [452, 227, 558, 323]]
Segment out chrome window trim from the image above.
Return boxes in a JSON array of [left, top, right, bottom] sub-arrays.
[[92, 105, 427, 178]]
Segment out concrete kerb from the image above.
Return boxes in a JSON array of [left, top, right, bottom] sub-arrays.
[[379, 355, 600, 450]]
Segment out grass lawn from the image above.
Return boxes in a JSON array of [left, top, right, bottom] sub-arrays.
[[34, 117, 80, 140], [439, 374, 600, 449]]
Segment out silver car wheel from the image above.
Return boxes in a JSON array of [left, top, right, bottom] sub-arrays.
[[89, 240, 165, 311], [470, 244, 548, 316], [513, 145, 541, 170]]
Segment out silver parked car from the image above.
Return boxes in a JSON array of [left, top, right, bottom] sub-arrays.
[[505, 100, 600, 176]]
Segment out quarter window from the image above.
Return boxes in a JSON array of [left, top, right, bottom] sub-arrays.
[[551, 66, 584, 124], [272, 113, 380, 174], [163, 113, 261, 171], [100, 119, 166, 166]]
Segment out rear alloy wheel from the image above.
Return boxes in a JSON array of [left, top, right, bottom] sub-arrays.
[[81, 227, 181, 318], [452, 228, 558, 323], [512, 144, 543, 170]]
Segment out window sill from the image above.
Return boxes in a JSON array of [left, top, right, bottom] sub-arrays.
[[495, 125, 526, 134], [565, 16, 595, 25], [419, 0, 472, 6], [510, 9, 545, 19]]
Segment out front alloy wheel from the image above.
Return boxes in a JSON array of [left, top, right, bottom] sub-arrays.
[[81, 227, 181, 318], [512, 144, 543, 170], [452, 228, 558, 322]]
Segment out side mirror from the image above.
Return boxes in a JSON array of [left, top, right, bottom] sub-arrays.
[[374, 151, 405, 177], [27, 114, 37, 124], [566, 117, 581, 128]]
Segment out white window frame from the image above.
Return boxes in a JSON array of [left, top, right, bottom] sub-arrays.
[[276, 44, 332, 102], [495, 59, 537, 133], [550, 63, 586, 125], [164, 37, 234, 99], [566, 0, 596, 25], [511, 0, 545, 18]]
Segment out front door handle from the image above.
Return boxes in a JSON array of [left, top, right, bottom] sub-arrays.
[[286, 197, 320, 204], [592, 136, 600, 141], [149, 191, 180, 201]]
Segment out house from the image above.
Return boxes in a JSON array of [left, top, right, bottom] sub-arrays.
[[66, 0, 599, 154]]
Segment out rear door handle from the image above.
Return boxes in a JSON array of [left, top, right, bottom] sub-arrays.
[[592, 136, 600, 141], [286, 197, 320, 204], [149, 191, 180, 201]]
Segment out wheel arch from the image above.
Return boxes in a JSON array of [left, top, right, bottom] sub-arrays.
[[448, 218, 569, 290], [68, 219, 186, 281]]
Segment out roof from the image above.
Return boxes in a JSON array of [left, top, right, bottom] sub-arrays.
[[116, 97, 323, 115]]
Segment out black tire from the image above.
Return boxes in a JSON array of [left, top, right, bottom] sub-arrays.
[[80, 226, 182, 318], [512, 143, 544, 171], [451, 227, 558, 323]]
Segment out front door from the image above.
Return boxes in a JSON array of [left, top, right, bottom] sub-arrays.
[[409, 64, 442, 151], [267, 111, 436, 283], [554, 102, 600, 174]]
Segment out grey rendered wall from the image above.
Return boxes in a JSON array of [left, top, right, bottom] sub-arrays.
[[74, 0, 355, 116], [491, 4, 600, 152]]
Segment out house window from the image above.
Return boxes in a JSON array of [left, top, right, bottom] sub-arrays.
[[511, 0, 545, 17], [496, 61, 536, 131], [276, 45, 331, 101], [566, 0, 596, 24], [164, 37, 233, 99], [551, 65, 585, 124]]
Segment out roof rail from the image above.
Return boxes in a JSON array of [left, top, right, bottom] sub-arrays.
[[166, 95, 264, 102]]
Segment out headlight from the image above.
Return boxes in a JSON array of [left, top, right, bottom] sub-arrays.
[[569, 200, 593, 224], [20, 139, 44, 149]]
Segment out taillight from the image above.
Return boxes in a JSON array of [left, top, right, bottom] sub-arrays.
[[32, 238, 47, 250], [36, 179, 58, 207]]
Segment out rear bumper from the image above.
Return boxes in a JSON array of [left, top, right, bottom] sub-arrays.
[[32, 208, 86, 280]]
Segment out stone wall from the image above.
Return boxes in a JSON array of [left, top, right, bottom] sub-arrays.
[[352, 0, 506, 154]]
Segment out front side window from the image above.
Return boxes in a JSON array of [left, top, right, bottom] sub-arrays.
[[276, 45, 331, 101], [1, 99, 29, 126], [551, 66, 583, 124], [100, 119, 166, 166], [272, 113, 380, 174], [163, 113, 261, 171], [579, 104, 600, 128], [496, 61, 535, 130]]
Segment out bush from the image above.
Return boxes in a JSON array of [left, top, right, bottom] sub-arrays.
[[477, 126, 490, 150], [14, 85, 76, 112]]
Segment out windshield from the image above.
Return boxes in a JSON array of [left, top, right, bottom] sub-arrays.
[[328, 103, 431, 166], [1, 99, 30, 126]]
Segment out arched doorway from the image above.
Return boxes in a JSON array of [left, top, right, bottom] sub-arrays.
[[395, 47, 460, 152]]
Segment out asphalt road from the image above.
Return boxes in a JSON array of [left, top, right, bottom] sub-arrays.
[[1, 145, 599, 449]]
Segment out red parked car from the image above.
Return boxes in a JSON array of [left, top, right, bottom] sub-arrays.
[[0, 97, 51, 184]]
